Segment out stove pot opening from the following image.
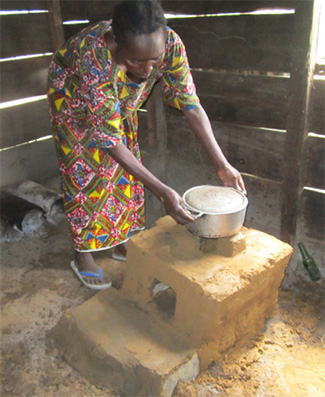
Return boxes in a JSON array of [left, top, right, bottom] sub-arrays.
[[151, 279, 176, 321]]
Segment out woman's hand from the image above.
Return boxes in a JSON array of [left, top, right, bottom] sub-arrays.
[[161, 188, 194, 225], [217, 163, 247, 195]]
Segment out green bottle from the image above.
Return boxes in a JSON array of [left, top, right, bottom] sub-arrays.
[[298, 242, 321, 281]]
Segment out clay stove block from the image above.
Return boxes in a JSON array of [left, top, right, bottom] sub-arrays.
[[54, 216, 292, 393], [216, 231, 246, 256], [200, 231, 246, 256], [52, 288, 199, 396], [122, 216, 293, 368]]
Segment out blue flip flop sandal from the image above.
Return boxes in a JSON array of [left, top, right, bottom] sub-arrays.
[[70, 260, 112, 290]]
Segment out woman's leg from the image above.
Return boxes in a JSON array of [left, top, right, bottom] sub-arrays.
[[75, 251, 111, 286]]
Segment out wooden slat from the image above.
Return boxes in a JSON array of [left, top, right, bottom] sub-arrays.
[[60, 0, 118, 20], [0, 1, 47, 10], [161, 1, 297, 15], [315, 63, 325, 76], [300, 189, 325, 241], [165, 113, 285, 182], [241, 176, 282, 239], [192, 71, 290, 99], [168, 14, 294, 73], [0, 14, 52, 58], [63, 23, 92, 41], [192, 71, 289, 129], [199, 96, 287, 130], [310, 79, 324, 135], [0, 137, 59, 188], [0, 100, 52, 149], [60, 0, 297, 20], [213, 122, 285, 182], [0, 56, 51, 102], [304, 136, 325, 190]]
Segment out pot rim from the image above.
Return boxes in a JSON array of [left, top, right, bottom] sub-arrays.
[[183, 185, 248, 216]]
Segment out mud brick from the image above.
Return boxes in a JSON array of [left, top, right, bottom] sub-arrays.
[[122, 217, 293, 369], [54, 216, 292, 394]]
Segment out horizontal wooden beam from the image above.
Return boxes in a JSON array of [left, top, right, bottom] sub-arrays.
[[168, 13, 294, 73], [0, 13, 52, 58], [165, 113, 285, 182], [1, 57, 51, 102], [192, 71, 289, 129], [310, 79, 324, 135], [161, 0, 298, 14], [0, 0, 47, 10], [63, 23, 91, 41], [300, 189, 325, 241], [0, 137, 59, 188], [305, 136, 325, 190], [60, 0, 118, 20], [0, 100, 52, 149], [59, 0, 299, 20]]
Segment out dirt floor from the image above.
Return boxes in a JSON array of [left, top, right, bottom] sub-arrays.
[[1, 213, 324, 397]]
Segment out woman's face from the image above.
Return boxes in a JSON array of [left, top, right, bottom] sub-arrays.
[[117, 28, 166, 82]]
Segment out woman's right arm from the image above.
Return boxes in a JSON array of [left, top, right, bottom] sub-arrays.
[[108, 143, 194, 225]]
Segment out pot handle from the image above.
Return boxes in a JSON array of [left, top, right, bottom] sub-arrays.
[[184, 204, 204, 220], [190, 211, 204, 220]]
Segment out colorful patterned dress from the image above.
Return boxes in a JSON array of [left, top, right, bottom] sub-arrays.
[[47, 21, 199, 252]]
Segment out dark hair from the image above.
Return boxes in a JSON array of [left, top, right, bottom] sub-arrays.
[[112, 0, 166, 43]]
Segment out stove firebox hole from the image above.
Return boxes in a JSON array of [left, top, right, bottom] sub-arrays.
[[151, 279, 176, 320]]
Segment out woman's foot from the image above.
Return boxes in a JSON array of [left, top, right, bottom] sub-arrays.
[[75, 251, 111, 287], [112, 243, 127, 261]]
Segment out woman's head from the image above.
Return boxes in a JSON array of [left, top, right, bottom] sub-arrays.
[[112, 0, 166, 45], [112, 1, 167, 81]]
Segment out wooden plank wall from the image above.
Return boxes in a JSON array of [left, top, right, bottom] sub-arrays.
[[160, 0, 294, 215], [163, 3, 290, 205], [159, 0, 324, 268], [0, 0, 58, 187], [1, 0, 322, 271]]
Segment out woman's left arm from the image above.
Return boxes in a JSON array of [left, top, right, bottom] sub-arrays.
[[183, 103, 246, 194]]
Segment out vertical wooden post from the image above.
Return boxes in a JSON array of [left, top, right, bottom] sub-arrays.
[[47, 0, 65, 51], [280, 0, 319, 244]]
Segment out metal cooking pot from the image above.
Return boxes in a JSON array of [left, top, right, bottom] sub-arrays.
[[182, 185, 248, 238]]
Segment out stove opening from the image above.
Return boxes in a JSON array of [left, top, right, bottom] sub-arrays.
[[151, 279, 176, 321]]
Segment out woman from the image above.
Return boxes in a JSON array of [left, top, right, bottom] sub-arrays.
[[47, 0, 246, 290]]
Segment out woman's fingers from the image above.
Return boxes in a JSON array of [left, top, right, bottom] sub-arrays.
[[177, 208, 195, 224], [162, 188, 195, 224], [169, 203, 195, 224], [218, 164, 247, 195], [236, 174, 247, 195]]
